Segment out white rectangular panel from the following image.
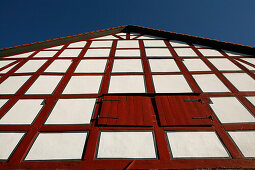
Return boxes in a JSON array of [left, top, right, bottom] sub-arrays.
[[44, 45, 64, 50], [0, 63, 18, 74], [137, 35, 164, 39], [210, 97, 255, 123], [152, 75, 192, 93], [198, 49, 223, 56], [0, 99, 44, 124], [62, 76, 103, 94], [97, 131, 156, 158], [108, 75, 146, 93], [44, 60, 72, 73], [45, 98, 96, 124], [193, 74, 230, 92], [228, 131, 255, 157], [0, 133, 25, 160], [6, 51, 34, 58], [166, 131, 229, 158], [149, 59, 180, 72], [34, 51, 58, 58], [25, 76, 62, 94], [143, 40, 166, 47], [223, 73, 255, 91], [74, 59, 107, 73], [117, 40, 139, 48], [208, 58, 241, 71], [58, 49, 82, 57], [84, 49, 111, 57], [0, 99, 8, 108], [246, 96, 255, 106], [15, 60, 47, 73], [0, 60, 15, 68], [183, 59, 211, 71], [112, 59, 143, 73], [0, 76, 31, 94], [25, 132, 87, 160], [169, 40, 189, 47], [90, 41, 113, 47], [174, 48, 198, 57], [115, 49, 140, 57], [92, 35, 118, 40], [67, 41, 87, 48], [145, 48, 172, 57]]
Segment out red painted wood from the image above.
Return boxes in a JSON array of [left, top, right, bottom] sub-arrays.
[[155, 96, 212, 126], [98, 96, 154, 126]]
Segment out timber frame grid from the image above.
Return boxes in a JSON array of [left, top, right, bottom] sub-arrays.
[[0, 29, 255, 169]]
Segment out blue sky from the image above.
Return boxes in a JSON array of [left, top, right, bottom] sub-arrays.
[[0, 0, 254, 49]]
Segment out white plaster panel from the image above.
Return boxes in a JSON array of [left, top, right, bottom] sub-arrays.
[[152, 75, 192, 93], [6, 51, 34, 58], [117, 40, 139, 48], [25, 76, 62, 94], [112, 59, 143, 73], [74, 59, 107, 73], [119, 35, 126, 39], [115, 49, 140, 57], [68, 41, 87, 48], [44, 45, 64, 50], [130, 35, 138, 39], [0, 133, 25, 160], [198, 49, 223, 56], [166, 131, 229, 158], [143, 40, 166, 47], [25, 132, 87, 160], [228, 131, 255, 157], [169, 41, 189, 47], [145, 48, 172, 57], [45, 98, 96, 124], [235, 60, 255, 70], [84, 49, 111, 57], [208, 58, 241, 71], [240, 58, 255, 65], [210, 97, 255, 124], [115, 33, 126, 36], [0, 60, 15, 68], [58, 49, 82, 57], [246, 96, 255, 106], [90, 41, 113, 48], [0, 99, 44, 124], [44, 60, 72, 73], [0, 76, 31, 94], [34, 51, 58, 58], [193, 44, 210, 48], [0, 63, 18, 74], [97, 131, 156, 158], [15, 60, 47, 73], [149, 59, 180, 72], [193, 74, 230, 92], [137, 35, 164, 39], [183, 59, 211, 71], [108, 75, 145, 93], [223, 73, 255, 91], [92, 35, 118, 40], [62, 76, 103, 94], [174, 48, 198, 57], [0, 99, 8, 108]]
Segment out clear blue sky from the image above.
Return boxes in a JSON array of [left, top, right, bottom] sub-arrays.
[[0, 0, 254, 49]]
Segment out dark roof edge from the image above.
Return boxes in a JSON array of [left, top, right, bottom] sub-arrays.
[[0, 25, 127, 57], [123, 25, 255, 55], [0, 25, 254, 57]]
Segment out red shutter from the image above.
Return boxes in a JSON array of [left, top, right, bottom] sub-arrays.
[[155, 95, 213, 126], [97, 96, 154, 126]]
